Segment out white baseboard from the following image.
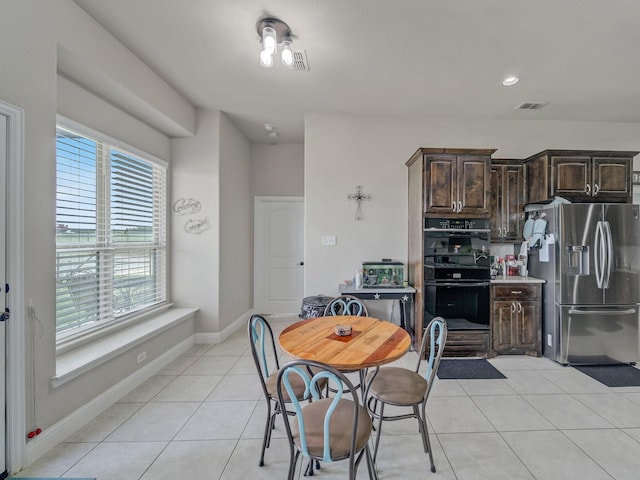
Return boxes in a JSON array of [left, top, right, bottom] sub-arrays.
[[194, 309, 253, 344], [25, 335, 195, 466]]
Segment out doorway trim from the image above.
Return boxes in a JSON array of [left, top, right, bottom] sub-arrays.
[[1, 99, 26, 474]]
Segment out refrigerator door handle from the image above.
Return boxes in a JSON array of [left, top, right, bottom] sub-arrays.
[[568, 308, 637, 316], [603, 221, 613, 289], [594, 221, 605, 289]]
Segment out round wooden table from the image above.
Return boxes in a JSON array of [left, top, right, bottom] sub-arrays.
[[279, 315, 411, 371]]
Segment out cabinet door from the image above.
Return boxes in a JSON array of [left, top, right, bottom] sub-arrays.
[[515, 301, 540, 353], [552, 156, 591, 199], [424, 155, 457, 214], [490, 166, 502, 239], [525, 154, 549, 204], [458, 156, 490, 215], [503, 164, 524, 239], [592, 157, 631, 201], [492, 300, 515, 353]]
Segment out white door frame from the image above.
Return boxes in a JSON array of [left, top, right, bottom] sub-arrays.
[[253, 196, 304, 313], [1, 100, 26, 474]]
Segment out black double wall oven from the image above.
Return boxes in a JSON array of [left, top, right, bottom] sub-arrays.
[[424, 218, 491, 332]]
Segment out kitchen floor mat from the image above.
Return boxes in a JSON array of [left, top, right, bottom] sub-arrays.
[[437, 359, 506, 380], [573, 364, 640, 387]]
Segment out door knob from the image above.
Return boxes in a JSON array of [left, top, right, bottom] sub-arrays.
[[298, 262, 304, 266]]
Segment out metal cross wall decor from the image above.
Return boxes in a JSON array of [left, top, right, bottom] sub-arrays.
[[347, 185, 371, 220]]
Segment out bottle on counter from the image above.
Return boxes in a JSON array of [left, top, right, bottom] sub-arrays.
[[354, 269, 362, 289]]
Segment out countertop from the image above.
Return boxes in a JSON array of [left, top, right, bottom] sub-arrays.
[[490, 275, 545, 284]]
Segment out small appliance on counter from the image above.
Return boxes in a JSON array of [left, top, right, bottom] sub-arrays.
[[362, 259, 404, 288]]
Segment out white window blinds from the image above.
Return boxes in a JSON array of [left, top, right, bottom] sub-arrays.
[[55, 125, 167, 336]]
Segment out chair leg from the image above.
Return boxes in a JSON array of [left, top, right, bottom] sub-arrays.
[[259, 399, 272, 466], [372, 401, 385, 463], [417, 403, 436, 473], [288, 450, 300, 480], [365, 444, 379, 480]]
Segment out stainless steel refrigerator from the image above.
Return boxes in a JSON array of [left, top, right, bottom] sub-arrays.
[[528, 203, 640, 365]]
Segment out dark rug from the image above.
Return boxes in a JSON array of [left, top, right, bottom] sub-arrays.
[[573, 364, 640, 387], [437, 358, 506, 380]]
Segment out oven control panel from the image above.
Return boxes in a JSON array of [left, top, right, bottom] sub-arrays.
[[424, 218, 490, 231]]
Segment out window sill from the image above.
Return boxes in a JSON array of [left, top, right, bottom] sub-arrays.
[[51, 307, 198, 388]]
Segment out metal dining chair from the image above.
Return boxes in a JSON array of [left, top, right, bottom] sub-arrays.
[[365, 316, 448, 473], [277, 359, 379, 480], [323, 295, 369, 394], [324, 295, 369, 317], [248, 314, 310, 467]]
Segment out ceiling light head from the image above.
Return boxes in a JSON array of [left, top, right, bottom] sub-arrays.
[[502, 76, 520, 87], [281, 38, 294, 66], [256, 16, 293, 68], [264, 123, 275, 132]]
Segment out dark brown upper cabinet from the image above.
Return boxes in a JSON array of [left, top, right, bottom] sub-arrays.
[[491, 159, 524, 241], [407, 148, 494, 218], [525, 150, 638, 204]]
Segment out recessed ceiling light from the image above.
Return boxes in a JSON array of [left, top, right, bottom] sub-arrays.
[[264, 123, 275, 132], [502, 76, 519, 87]]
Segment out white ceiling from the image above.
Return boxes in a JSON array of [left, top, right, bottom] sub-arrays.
[[73, 0, 640, 144]]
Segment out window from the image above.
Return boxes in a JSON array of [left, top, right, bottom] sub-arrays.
[[56, 123, 167, 338]]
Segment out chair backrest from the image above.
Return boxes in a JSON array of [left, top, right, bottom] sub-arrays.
[[248, 314, 280, 392], [416, 316, 448, 398], [324, 295, 369, 317], [276, 359, 362, 464]]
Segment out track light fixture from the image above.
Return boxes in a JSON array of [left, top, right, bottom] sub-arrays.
[[256, 16, 294, 68]]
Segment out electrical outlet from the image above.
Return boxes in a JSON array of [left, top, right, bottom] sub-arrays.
[[547, 334, 552, 347], [322, 235, 337, 246], [136, 351, 147, 364]]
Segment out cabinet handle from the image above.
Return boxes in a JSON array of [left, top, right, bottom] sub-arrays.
[[511, 290, 523, 294], [586, 183, 591, 196], [517, 302, 522, 313], [511, 302, 516, 313], [452, 201, 456, 212], [594, 183, 600, 196], [458, 201, 462, 213]]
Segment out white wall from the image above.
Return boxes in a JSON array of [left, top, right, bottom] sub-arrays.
[[171, 110, 222, 332], [219, 114, 252, 328], [304, 113, 640, 298], [0, 0, 197, 443], [251, 143, 304, 197]]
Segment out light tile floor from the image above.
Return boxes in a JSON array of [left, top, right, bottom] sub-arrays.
[[14, 315, 640, 479]]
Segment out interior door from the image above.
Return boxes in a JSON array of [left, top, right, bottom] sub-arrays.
[[0, 113, 7, 476], [254, 197, 304, 313]]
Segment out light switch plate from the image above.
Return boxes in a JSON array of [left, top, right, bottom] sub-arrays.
[[322, 235, 337, 246]]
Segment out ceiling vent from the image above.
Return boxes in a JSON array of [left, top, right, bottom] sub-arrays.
[[516, 101, 549, 110], [289, 49, 310, 71]]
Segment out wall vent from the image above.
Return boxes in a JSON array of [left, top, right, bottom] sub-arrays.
[[289, 49, 310, 71], [516, 101, 549, 110]]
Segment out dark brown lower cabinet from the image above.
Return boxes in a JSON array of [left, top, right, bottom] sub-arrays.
[[444, 330, 490, 357], [490, 283, 541, 357]]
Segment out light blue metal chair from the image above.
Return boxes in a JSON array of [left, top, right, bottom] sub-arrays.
[[248, 314, 308, 467], [277, 359, 378, 480], [324, 295, 369, 317], [365, 316, 448, 473]]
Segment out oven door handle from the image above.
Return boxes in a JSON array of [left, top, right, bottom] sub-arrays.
[[427, 282, 490, 287]]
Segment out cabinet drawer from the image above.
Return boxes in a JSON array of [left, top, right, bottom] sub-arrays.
[[492, 284, 541, 300]]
